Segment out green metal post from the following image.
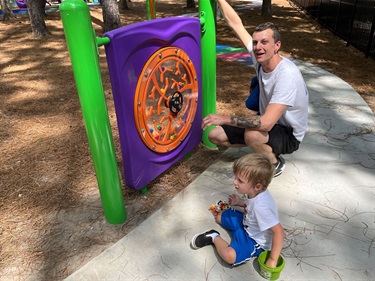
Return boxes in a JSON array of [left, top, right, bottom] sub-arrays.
[[59, 0, 126, 224], [199, 0, 217, 148]]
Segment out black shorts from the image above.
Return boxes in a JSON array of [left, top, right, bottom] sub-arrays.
[[221, 124, 300, 156]]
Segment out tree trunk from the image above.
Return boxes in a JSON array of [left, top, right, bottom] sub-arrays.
[[119, 0, 129, 11], [261, 0, 272, 17], [0, 0, 16, 20], [27, 0, 51, 36], [186, 0, 195, 9], [102, 0, 121, 33]]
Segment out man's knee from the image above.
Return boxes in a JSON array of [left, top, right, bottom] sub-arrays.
[[208, 128, 218, 144], [244, 129, 268, 146], [208, 127, 226, 144]]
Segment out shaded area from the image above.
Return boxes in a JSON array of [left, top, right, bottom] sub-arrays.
[[290, 0, 375, 59]]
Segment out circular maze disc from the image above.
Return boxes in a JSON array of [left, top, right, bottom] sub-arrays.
[[134, 47, 199, 153]]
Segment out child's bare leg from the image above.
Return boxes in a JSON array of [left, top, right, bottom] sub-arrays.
[[215, 211, 222, 224], [213, 236, 236, 264]]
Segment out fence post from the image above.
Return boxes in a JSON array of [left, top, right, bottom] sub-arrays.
[[346, 0, 358, 47], [334, 0, 342, 31], [365, 6, 375, 57]]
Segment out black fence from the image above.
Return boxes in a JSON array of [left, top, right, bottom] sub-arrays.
[[290, 0, 375, 59]]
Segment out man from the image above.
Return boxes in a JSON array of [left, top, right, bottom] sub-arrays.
[[202, 0, 309, 176]]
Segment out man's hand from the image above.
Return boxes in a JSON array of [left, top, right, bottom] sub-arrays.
[[201, 114, 229, 130]]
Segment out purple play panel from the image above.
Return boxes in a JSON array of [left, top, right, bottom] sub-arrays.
[[15, 0, 27, 8], [104, 17, 202, 190]]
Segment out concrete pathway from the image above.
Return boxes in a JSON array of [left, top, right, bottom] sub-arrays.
[[65, 61, 375, 281]]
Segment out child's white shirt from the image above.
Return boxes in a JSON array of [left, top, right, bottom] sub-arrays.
[[243, 189, 279, 250]]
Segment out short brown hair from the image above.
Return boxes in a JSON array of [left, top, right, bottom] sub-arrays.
[[254, 22, 281, 43], [232, 153, 274, 190]]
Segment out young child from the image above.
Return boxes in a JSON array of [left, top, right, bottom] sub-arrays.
[[191, 153, 284, 268]]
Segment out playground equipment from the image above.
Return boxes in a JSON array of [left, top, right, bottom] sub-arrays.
[[104, 17, 202, 192], [0, 0, 99, 15], [14, 0, 57, 9], [59, 0, 217, 224], [146, 0, 156, 20], [15, 0, 26, 8]]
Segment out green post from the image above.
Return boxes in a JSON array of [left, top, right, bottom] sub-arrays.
[[59, 0, 126, 224], [199, 0, 217, 148], [146, 0, 156, 20]]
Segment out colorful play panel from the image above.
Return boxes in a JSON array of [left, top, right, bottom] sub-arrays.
[[104, 17, 202, 191]]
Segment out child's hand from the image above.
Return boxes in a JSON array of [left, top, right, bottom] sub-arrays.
[[265, 256, 278, 268], [228, 194, 242, 206], [208, 200, 228, 218]]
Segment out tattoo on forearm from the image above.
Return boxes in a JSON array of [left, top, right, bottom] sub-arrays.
[[236, 116, 261, 128], [230, 116, 236, 125]]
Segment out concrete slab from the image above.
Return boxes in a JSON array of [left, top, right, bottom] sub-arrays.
[[65, 61, 375, 281]]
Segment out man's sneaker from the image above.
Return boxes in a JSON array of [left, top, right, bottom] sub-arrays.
[[274, 156, 285, 177], [191, 230, 220, 249]]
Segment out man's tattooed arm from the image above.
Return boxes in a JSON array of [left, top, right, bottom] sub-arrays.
[[230, 115, 261, 128]]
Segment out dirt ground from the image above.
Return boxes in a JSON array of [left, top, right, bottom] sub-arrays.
[[1, 0, 374, 279]]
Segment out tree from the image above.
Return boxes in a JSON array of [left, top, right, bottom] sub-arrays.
[[27, 0, 51, 36], [0, 0, 16, 21], [261, 0, 272, 17], [119, 0, 129, 11], [102, 0, 121, 33], [186, 0, 195, 9]]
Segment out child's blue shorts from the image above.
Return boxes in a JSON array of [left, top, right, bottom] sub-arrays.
[[221, 208, 264, 266]]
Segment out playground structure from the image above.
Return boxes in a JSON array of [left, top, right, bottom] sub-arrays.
[[104, 17, 202, 192], [15, 0, 27, 8], [14, 0, 65, 8], [59, 0, 217, 224], [0, 0, 100, 14]]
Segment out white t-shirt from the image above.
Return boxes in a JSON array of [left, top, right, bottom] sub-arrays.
[[243, 189, 279, 250], [247, 42, 309, 142]]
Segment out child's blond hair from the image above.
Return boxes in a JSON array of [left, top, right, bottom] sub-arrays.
[[232, 153, 275, 190]]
